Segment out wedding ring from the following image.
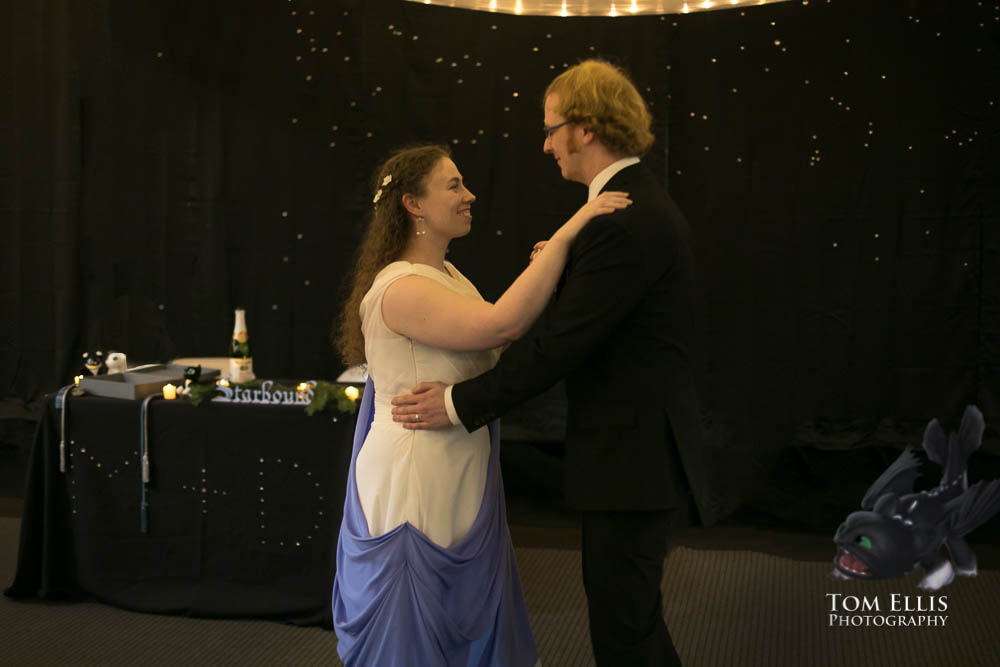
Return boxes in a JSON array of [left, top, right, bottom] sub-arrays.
[[413, 414, 420, 423]]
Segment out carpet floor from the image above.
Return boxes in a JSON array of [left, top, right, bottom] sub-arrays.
[[3, 515, 999, 666]]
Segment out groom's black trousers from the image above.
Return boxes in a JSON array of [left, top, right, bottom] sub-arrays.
[[581, 509, 681, 667]]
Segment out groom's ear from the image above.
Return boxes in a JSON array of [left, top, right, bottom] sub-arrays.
[[401, 193, 421, 217]]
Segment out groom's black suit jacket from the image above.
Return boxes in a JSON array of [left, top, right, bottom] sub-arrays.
[[453, 163, 711, 521]]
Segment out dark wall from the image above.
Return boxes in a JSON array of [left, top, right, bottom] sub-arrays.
[[3, 0, 998, 466]]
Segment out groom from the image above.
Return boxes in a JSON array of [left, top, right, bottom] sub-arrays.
[[392, 60, 710, 666]]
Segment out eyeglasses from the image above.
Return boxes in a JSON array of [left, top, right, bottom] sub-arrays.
[[542, 120, 571, 138]]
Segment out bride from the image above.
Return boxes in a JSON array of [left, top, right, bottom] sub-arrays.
[[332, 144, 629, 666]]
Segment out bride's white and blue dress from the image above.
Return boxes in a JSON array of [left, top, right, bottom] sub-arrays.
[[332, 261, 538, 666]]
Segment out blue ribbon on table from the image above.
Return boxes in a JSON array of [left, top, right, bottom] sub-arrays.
[[139, 393, 160, 534], [56, 385, 73, 473]]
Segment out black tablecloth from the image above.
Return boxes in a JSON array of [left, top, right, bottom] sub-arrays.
[[5, 390, 356, 627]]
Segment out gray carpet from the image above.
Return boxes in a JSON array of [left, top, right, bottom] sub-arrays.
[[3, 517, 999, 666], [662, 548, 1000, 667]]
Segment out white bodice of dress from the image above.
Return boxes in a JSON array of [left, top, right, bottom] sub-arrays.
[[355, 260, 501, 547], [361, 261, 500, 424]]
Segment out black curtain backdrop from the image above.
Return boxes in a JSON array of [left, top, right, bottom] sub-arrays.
[[3, 0, 998, 505]]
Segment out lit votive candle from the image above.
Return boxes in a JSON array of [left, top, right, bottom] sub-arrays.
[[344, 385, 360, 401], [162, 383, 177, 400], [217, 378, 230, 388], [74, 375, 83, 387]]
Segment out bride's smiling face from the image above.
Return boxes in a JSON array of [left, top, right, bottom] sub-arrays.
[[411, 158, 476, 239]]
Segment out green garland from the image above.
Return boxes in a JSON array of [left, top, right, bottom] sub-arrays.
[[186, 379, 360, 416], [306, 381, 362, 416]]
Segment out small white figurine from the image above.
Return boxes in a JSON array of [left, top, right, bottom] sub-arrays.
[[105, 351, 128, 374]]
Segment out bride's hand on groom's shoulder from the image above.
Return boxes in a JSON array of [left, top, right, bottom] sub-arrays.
[[390, 381, 451, 430], [554, 191, 632, 244], [581, 190, 632, 220]]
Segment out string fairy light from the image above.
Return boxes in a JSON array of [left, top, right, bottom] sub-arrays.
[[400, 0, 791, 15]]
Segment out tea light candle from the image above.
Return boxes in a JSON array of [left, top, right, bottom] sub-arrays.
[[162, 383, 177, 400], [216, 378, 230, 388], [344, 386, 360, 401]]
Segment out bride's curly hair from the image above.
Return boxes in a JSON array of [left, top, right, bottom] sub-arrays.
[[334, 144, 451, 366]]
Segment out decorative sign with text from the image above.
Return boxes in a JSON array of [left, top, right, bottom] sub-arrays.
[[212, 380, 315, 406]]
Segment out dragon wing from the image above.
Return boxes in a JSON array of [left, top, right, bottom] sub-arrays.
[[946, 479, 1000, 536], [923, 406, 985, 485], [942, 405, 986, 483], [861, 448, 921, 509], [922, 418, 947, 466], [957, 405, 986, 450]]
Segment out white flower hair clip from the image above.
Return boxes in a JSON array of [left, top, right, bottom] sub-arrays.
[[373, 173, 393, 206]]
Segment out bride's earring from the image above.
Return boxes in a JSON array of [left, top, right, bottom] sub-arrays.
[[415, 216, 427, 236]]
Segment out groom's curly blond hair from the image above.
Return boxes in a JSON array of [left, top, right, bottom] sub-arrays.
[[544, 59, 654, 157]]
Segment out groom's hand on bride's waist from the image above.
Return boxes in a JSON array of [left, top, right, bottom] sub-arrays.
[[391, 381, 451, 430]]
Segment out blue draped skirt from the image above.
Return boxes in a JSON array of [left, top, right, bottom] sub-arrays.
[[332, 379, 538, 666]]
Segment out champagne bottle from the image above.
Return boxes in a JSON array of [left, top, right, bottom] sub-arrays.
[[229, 308, 255, 383]]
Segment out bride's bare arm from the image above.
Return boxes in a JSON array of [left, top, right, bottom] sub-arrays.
[[382, 191, 630, 351]]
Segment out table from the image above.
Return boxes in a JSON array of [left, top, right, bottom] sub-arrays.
[[4, 389, 357, 627]]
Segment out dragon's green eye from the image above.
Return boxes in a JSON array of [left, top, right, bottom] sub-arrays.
[[856, 536, 872, 549]]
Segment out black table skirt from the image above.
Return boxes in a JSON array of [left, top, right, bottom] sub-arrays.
[[5, 391, 356, 627]]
